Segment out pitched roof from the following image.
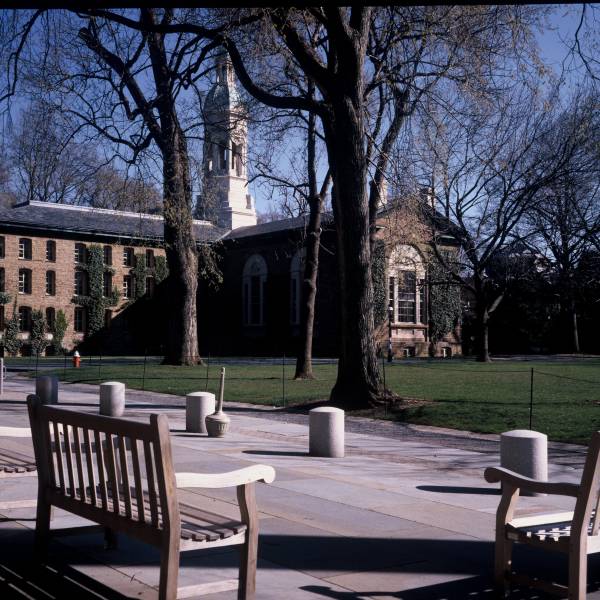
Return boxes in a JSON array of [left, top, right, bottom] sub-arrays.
[[224, 213, 334, 240], [0, 201, 225, 243]]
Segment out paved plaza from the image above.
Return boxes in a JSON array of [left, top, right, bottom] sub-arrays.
[[0, 374, 598, 599]]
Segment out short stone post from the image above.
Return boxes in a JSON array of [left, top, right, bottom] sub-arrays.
[[35, 375, 58, 405], [186, 392, 216, 434], [309, 407, 345, 458], [99, 381, 125, 417], [500, 429, 548, 497]]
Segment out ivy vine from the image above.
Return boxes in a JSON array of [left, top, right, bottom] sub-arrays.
[[72, 245, 119, 337], [371, 240, 387, 326], [133, 253, 148, 300], [428, 251, 462, 343], [154, 255, 168, 283], [3, 300, 21, 356], [0, 292, 11, 305]]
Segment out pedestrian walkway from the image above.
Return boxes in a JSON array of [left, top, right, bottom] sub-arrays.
[[0, 375, 597, 599]]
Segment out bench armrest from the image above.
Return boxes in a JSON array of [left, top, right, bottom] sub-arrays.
[[176, 465, 276, 489], [484, 467, 579, 497]]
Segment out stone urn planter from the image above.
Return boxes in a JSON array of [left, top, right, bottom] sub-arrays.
[[205, 367, 231, 438]]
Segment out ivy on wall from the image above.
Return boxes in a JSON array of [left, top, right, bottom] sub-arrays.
[[31, 310, 48, 355], [428, 252, 462, 343], [133, 253, 148, 300], [0, 292, 11, 305], [3, 300, 21, 356], [371, 240, 387, 327], [52, 309, 68, 352], [154, 255, 168, 284], [72, 245, 119, 337]]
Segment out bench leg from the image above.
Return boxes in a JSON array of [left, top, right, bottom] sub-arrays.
[[159, 538, 180, 600], [568, 546, 586, 600], [34, 494, 51, 560], [494, 538, 512, 598], [237, 484, 258, 600]]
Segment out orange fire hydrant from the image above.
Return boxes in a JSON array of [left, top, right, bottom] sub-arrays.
[[73, 350, 81, 368]]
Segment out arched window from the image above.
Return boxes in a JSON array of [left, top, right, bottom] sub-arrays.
[[388, 245, 426, 324], [242, 254, 267, 326], [290, 250, 305, 326]]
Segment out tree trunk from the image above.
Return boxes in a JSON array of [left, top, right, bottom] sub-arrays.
[[475, 305, 491, 362], [570, 299, 580, 354], [294, 197, 322, 380], [324, 105, 382, 408], [162, 129, 200, 365]]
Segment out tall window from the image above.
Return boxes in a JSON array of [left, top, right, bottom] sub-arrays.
[[0, 267, 4, 292], [145, 249, 155, 269], [103, 245, 112, 266], [74, 270, 87, 296], [74, 243, 86, 264], [104, 309, 112, 328], [290, 250, 304, 326], [18, 306, 32, 332], [398, 271, 416, 323], [74, 306, 86, 333], [19, 238, 32, 260], [18, 269, 32, 294], [103, 272, 113, 297], [0, 236, 5, 258], [46, 240, 56, 262], [45, 270, 56, 296], [242, 254, 267, 326], [123, 247, 134, 267], [0, 305, 4, 330], [388, 245, 425, 324], [46, 307, 56, 330], [123, 275, 132, 299]]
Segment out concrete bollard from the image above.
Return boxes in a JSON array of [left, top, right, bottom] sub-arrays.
[[309, 406, 345, 458], [35, 375, 59, 405], [186, 392, 216, 434], [99, 381, 125, 417], [500, 429, 548, 497]]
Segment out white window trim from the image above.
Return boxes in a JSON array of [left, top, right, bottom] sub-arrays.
[[388, 245, 425, 325]]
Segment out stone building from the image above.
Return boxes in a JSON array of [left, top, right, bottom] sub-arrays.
[[0, 53, 461, 358]]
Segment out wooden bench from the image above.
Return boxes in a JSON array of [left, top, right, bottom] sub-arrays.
[[27, 394, 275, 600], [485, 430, 600, 599]]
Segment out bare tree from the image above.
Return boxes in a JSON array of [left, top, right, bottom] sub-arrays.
[[0, 9, 236, 364], [526, 94, 600, 352], [417, 89, 580, 361]]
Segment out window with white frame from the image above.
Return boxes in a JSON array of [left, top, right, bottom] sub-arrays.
[[242, 254, 267, 326], [18, 306, 32, 332], [74, 243, 86, 264], [45, 270, 56, 296], [74, 270, 87, 296], [18, 269, 32, 294], [290, 250, 304, 326], [123, 275, 132, 299], [46, 240, 56, 262], [387, 245, 426, 324], [123, 247, 134, 267], [19, 238, 32, 260]]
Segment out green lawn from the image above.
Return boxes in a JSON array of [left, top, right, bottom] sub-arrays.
[[22, 357, 600, 444]]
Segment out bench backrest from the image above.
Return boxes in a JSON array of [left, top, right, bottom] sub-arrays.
[[27, 394, 180, 540], [574, 430, 600, 538]]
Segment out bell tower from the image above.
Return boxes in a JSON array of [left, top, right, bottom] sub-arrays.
[[201, 52, 256, 230]]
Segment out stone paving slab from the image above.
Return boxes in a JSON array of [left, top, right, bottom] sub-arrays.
[[0, 375, 598, 599]]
